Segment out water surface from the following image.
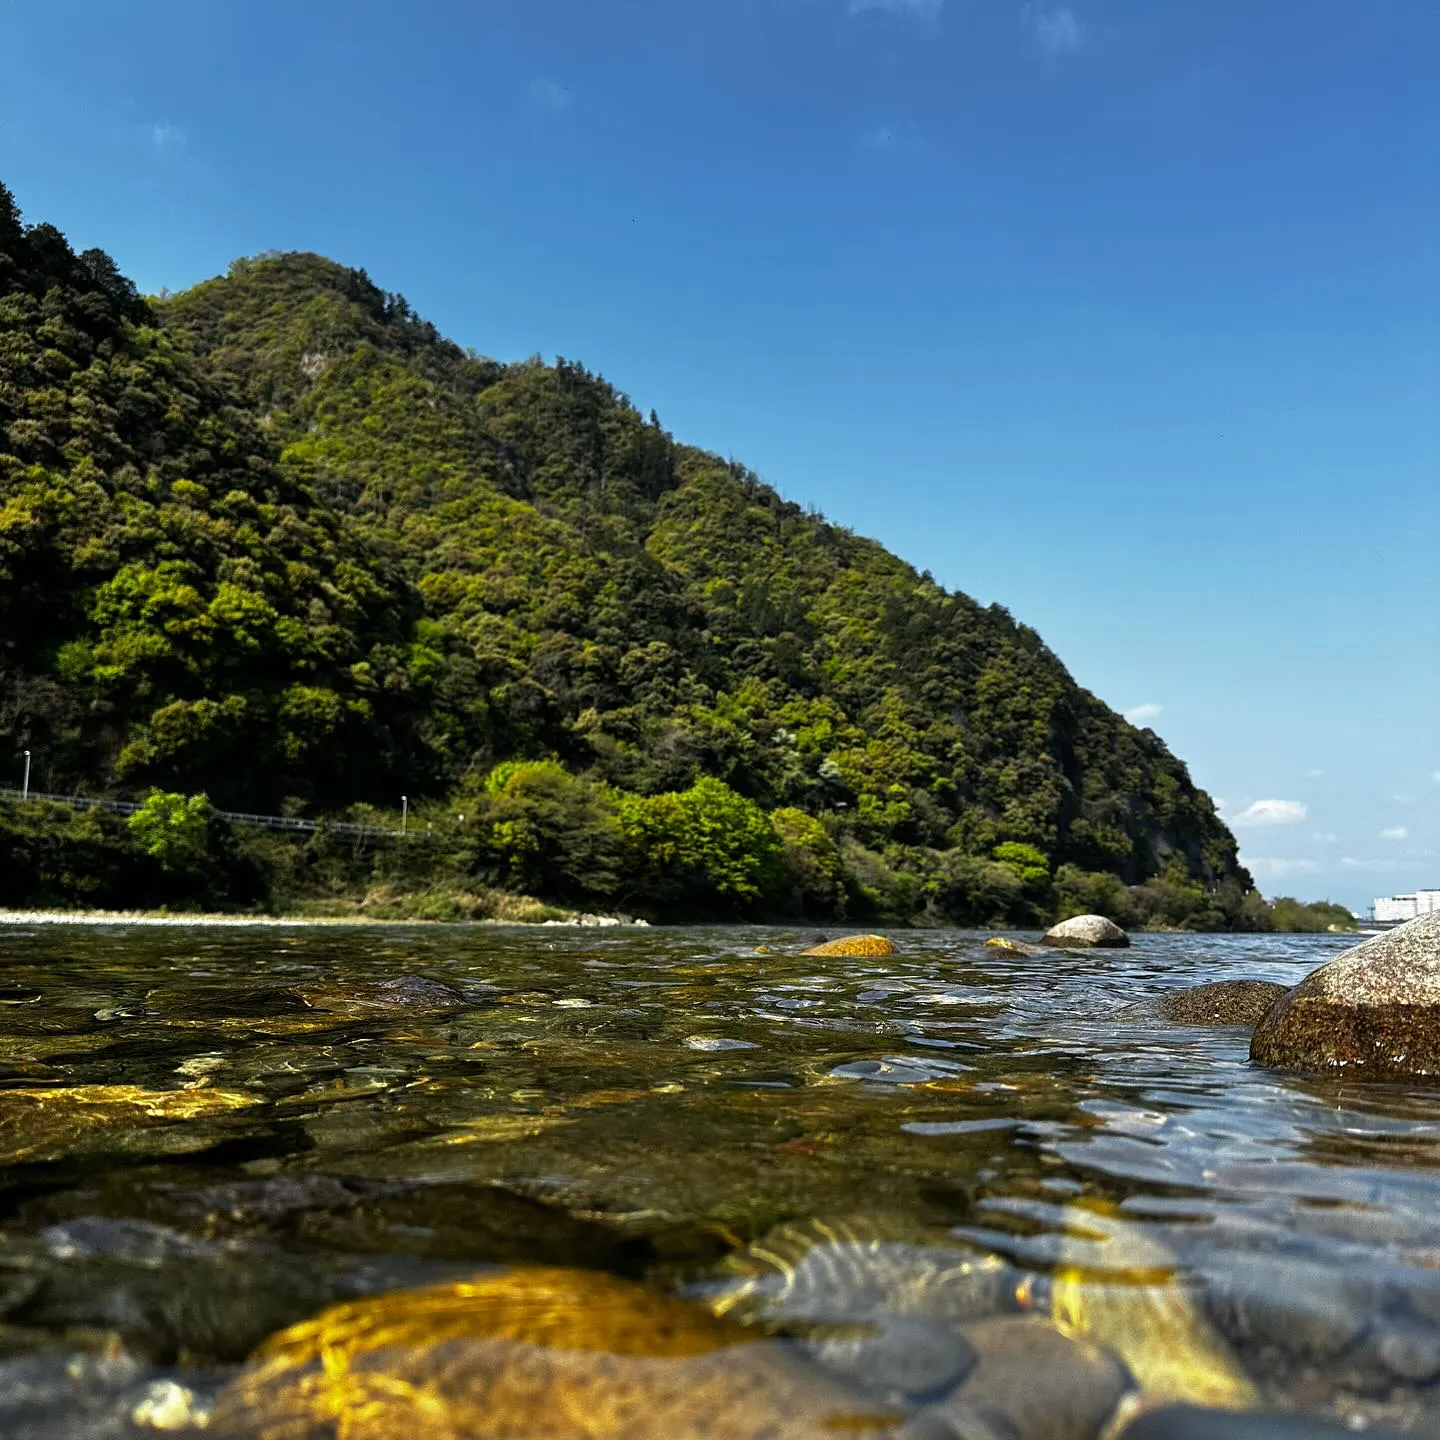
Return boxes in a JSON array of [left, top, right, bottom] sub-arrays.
[[2, 924, 1439, 1434]]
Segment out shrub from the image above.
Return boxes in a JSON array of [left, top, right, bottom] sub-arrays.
[[769, 808, 845, 917], [619, 776, 781, 914], [126, 790, 213, 871]]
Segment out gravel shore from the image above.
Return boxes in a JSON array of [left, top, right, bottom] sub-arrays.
[[0, 909, 392, 927], [0, 908, 648, 928]]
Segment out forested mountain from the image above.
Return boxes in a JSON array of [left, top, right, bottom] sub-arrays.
[[0, 184, 1263, 926]]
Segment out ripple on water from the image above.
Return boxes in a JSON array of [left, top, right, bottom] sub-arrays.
[[0, 924, 1436, 1435]]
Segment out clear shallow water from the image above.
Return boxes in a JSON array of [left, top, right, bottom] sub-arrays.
[[2, 923, 1439, 1434]]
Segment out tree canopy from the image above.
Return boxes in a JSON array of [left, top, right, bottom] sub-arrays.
[[0, 182, 1262, 925]]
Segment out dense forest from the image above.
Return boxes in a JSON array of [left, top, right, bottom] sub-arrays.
[[0, 182, 1345, 929]]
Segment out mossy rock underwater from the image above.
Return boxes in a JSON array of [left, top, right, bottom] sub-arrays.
[[0, 1084, 263, 1167], [207, 1264, 905, 1439]]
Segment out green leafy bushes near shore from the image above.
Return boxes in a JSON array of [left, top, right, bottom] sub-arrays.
[[0, 799, 265, 912]]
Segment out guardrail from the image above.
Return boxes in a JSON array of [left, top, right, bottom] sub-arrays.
[[0, 787, 401, 841]]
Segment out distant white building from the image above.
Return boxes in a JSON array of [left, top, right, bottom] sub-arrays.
[[1374, 890, 1440, 923]]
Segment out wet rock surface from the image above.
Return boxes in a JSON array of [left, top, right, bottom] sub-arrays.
[[1251, 911, 1440, 1078], [1042, 916, 1129, 949], [1205, 1254, 1378, 1362], [1037, 1205, 1257, 1411], [707, 1217, 1021, 1326], [0, 1348, 218, 1440], [1117, 1405, 1415, 1440], [804, 1315, 978, 1406], [918, 1316, 1130, 1440], [0, 1085, 263, 1167], [207, 1265, 900, 1439], [703, 1217, 1017, 1405], [285, 975, 469, 1015], [1156, 981, 1291, 1027], [984, 938, 1051, 958], [801, 933, 899, 957]]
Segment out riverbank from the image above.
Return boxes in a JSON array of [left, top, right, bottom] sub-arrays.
[[0, 907, 650, 929]]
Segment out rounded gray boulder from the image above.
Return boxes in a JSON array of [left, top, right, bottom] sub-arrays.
[[1250, 911, 1440, 1079], [1042, 914, 1130, 949]]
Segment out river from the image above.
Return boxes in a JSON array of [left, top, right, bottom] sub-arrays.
[[2, 923, 1438, 1436]]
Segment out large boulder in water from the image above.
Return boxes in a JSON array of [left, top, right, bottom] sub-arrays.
[[1157, 981, 1290, 1027], [1042, 915, 1130, 949], [1250, 911, 1440, 1079]]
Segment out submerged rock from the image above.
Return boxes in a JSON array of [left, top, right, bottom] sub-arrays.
[[706, 1216, 1018, 1327], [1117, 1404, 1409, 1440], [208, 1265, 901, 1439], [1156, 982, 1290, 1027], [0, 1085, 262, 1168], [918, 1315, 1131, 1440], [1204, 1253, 1377, 1360], [984, 938, 1050, 958], [702, 1216, 1016, 1401], [1250, 911, 1440, 1079], [1034, 1204, 1257, 1410], [286, 976, 468, 1015], [1042, 916, 1129, 950], [802, 934, 899, 958], [0, 1348, 215, 1440]]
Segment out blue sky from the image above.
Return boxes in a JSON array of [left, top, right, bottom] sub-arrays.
[[2, 0, 1435, 910]]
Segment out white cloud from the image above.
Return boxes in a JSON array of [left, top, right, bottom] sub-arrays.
[[1341, 857, 1422, 873], [1380, 826, 1409, 841], [1023, 4, 1085, 61], [1305, 768, 1324, 779], [850, 0, 943, 18], [1244, 857, 1322, 880], [1432, 770, 1440, 785], [527, 78, 571, 111], [150, 122, 185, 152], [1125, 703, 1162, 725], [1228, 799, 1308, 829], [1312, 832, 1339, 845], [1394, 793, 1416, 805]]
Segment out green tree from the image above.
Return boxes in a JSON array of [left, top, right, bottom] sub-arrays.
[[478, 760, 624, 903], [619, 776, 781, 913], [1053, 864, 1137, 927], [770, 807, 845, 917], [125, 790, 214, 871]]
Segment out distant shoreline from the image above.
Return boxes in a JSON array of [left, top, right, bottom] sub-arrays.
[[0, 908, 648, 930], [0, 908, 421, 928]]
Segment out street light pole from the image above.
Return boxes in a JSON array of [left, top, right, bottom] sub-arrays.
[[401, 795, 408, 835], [22, 751, 30, 801]]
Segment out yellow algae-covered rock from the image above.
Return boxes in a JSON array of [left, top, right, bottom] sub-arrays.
[[208, 1265, 900, 1440], [0, 1084, 262, 1167], [801, 935, 898, 958], [1036, 1202, 1257, 1410]]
